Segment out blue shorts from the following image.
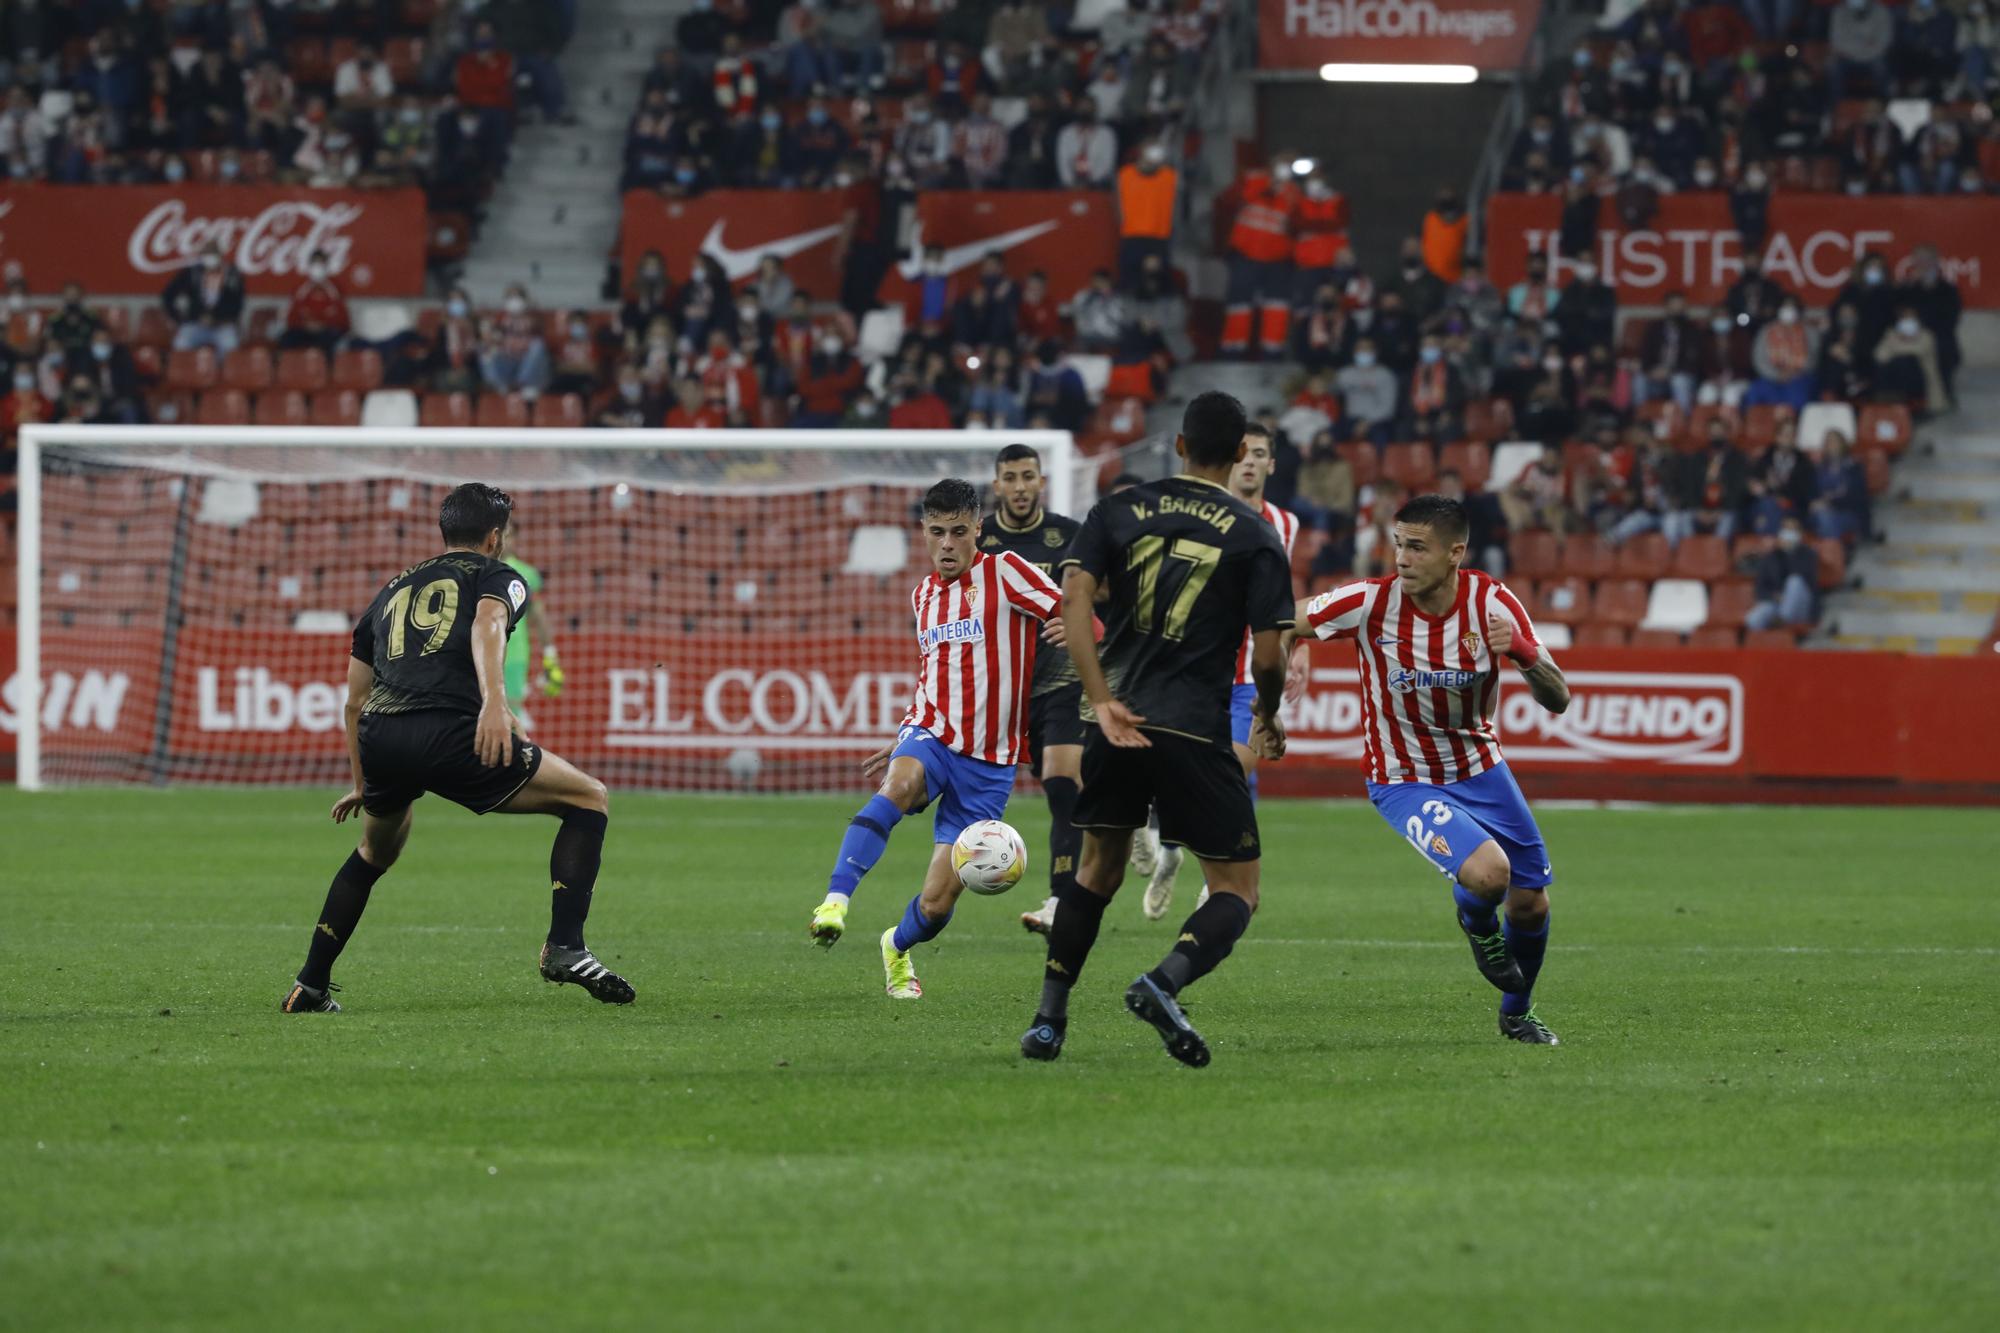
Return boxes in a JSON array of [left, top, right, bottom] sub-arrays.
[[1228, 683, 1259, 747], [1367, 763, 1553, 891], [892, 725, 1016, 844]]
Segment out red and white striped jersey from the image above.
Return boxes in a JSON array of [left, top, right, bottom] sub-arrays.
[[1303, 569, 1541, 786], [1235, 500, 1300, 685], [902, 551, 1063, 766]]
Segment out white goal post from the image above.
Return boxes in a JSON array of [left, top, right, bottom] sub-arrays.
[[14, 424, 1082, 792]]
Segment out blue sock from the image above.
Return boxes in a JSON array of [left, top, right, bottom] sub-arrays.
[[1453, 883, 1500, 935], [827, 795, 903, 899], [1500, 912, 1550, 1017], [891, 893, 952, 952]]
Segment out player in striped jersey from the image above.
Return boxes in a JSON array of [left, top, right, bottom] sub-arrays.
[[1138, 421, 1302, 920], [808, 479, 1064, 1000], [1295, 493, 1572, 1044]]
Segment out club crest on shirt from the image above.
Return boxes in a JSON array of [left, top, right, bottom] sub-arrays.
[[1463, 632, 1483, 658], [1043, 527, 1064, 547], [982, 534, 1001, 547]]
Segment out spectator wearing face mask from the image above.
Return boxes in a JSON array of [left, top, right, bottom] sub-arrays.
[[893, 93, 953, 187], [480, 285, 552, 395], [1744, 519, 1820, 631], [424, 287, 483, 393], [279, 251, 351, 353], [65, 329, 143, 424], [1637, 106, 1702, 188], [1833, 252, 1899, 355], [1404, 335, 1465, 442], [1070, 269, 1128, 353], [162, 243, 245, 355], [1420, 189, 1468, 284], [1747, 418, 1818, 534], [821, 0, 887, 92], [1730, 162, 1773, 257], [1116, 142, 1179, 294], [455, 22, 517, 129], [378, 97, 434, 185], [44, 282, 100, 362], [1961, 2, 1999, 96], [1896, 0, 1960, 95], [1333, 338, 1398, 447], [1, 362, 52, 442], [1054, 101, 1115, 189], [1900, 118, 1969, 194], [1830, 0, 1895, 101], [1506, 113, 1571, 188], [1745, 301, 1819, 410], [730, 106, 795, 187], [790, 99, 850, 185], [548, 311, 607, 400], [1897, 243, 1962, 398], [1023, 339, 1087, 432], [1874, 306, 1950, 415], [1810, 432, 1871, 543], [432, 106, 505, 210], [955, 93, 1010, 190], [1554, 259, 1617, 358], [1638, 290, 1702, 412], [595, 360, 663, 429], [1725, 250, 1785, 331], [1506, 253, 1562, 323]]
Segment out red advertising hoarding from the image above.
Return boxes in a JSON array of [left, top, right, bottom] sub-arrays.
[[8, 628, 2000, 803], [618, 188, 1118, 308], [1484, 192, 1997, 307], [0, 185, 429, 296], [1258, 0, 1541, 71]]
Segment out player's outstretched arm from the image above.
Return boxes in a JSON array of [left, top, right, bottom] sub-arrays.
[[1487, 614, 1570, 715], [1063, 565, 1147, 747], [333, 658, 374, 823], [1248, 629, 1288, 760]]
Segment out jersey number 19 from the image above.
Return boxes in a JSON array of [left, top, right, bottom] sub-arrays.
[[381, 578, 461, 659]]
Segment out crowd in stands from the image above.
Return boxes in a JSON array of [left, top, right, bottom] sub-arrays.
[[1506, 0, 2000, 199]]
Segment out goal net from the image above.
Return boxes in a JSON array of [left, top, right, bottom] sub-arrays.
[[13, 425, 1082, 792]]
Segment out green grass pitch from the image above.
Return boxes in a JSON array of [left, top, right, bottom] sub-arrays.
[[2, 789, 1996, 1331]]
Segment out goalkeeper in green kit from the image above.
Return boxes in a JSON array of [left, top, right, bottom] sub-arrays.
[[503, 544, 563, 732]]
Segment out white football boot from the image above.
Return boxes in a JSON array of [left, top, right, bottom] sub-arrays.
[[1141, 845, 1183, 921]]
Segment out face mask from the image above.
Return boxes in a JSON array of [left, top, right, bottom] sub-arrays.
[[1570, 167, 1587, 184], [474, 35, 496, 50], [164, 159, 186, 182], [1897, 317, 1920, 336], [619, 381, 641, 401], [807, 108, 827, 126], [309, 262, 330, 281], [1611, 58, 1633, 78], [1575, 266, 1598, 283], [1531, 128, 1550, 144], [202, 254, 220, 271], [1845, 179, 1868, 196], [1864, 268, 1884, 286], [1403, 263, 1422, 278], [91, 342, 111, 361], [1543, 356, 1563, 372], [820, 335, 843, 356], [1353, 350, 1376, 367], [761, 112, 781, 132], [399, 107, 421, 126], [1711, 317, 1732, 333], [1419, 346, 1442, 364], [1779, 307, 1799, 324], [1777, 527, 1802, 548], [909, 109, 931, 125], [1745, 172, 1767, 190], [1654, 117, 1675, 134], [568, 320, 588, 339], [504, 296, 526, 315], [459, 117, 480, 136], [674, 167, 696, 184], [1306, 179, 1330, 200], [1573, 50, 1592, 69], [13, 372, 33, 391], [1694, 168, 1717, 188], [1963, 177, 1984, 194], [448, 298, 469, 318], [1847, 0, 1868, 9]]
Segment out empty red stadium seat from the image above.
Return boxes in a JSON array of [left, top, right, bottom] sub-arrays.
[[1628, 628, 1685, 650], [1614, 531, 1670, 579], [1684, 404, 1738, 449], [1575, 623, 1631, 648], [1687, 626, 1740, 650], [135, 308, 173, 348], [1670, 533, 1730, 582], [1560, 534, 1615, 580], [1509, 530, 1560, 580], [1741, 404, 1783, 452], [130, 345, 163, 382], [165, 347, 219, 390], [477, 394, 530, 428], [1532, 576, 1591, 625], [1381, 442, 1436, 491], [1335, 442, 1379, 486], [196, 389, 252, 425], [254, 390, 310, 426], [1591, 578, 1650, 628], [1863, 452, 1891, 496], [287, 37, 333, 85], [1743, 629, 1802, 650], [532, 394, 586, 428], [1706, 581, 1757, 629], [310, 389, 363, 426], [1461, 397, 1513, 444], [245, 308, 280, 345], [276, 348, 329, 391], [331, 348, 384, 392], [1812, 538, 1847, 590], [1439, 441, 1490, 490], [421, 392, 474, 427], [1635, 400, 1681, 443], [1856, 404, 1912, 455], [221, 346, 273, 391], [384, 35, 426, 84]]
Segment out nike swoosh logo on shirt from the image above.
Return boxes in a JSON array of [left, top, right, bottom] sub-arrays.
[[1375, 636, 1399, 647], [700, 220, 849, 281], [895, 218, 1062, 281]]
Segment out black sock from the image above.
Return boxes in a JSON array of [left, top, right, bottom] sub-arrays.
[[1148, 891, 1252, 996], [1043, 776, 1081, 900], [298, 850, 388, 989], [1040, 880, 1110, 1022], [547, 807, 607, 950]]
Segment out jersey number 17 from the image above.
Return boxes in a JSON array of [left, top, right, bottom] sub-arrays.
[[1127, 536, 1221, 641]]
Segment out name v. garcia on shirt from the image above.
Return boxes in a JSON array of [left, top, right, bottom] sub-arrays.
[[921, 617, 986, 652], [1128, 493, 1239, 534]]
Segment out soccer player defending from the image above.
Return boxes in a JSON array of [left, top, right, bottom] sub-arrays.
[[1138, 420, 1302, 920], [280, 483, 633, 1012], [500, 529, 562, 733], [1022, 391, 1295, 1066], [1294, 493, 1570, 1044], [807, 479, 1064, 1000], [975, 443, 1086, 938]]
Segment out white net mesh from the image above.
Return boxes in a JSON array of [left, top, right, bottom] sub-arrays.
[[21, 427, 1082, 791]]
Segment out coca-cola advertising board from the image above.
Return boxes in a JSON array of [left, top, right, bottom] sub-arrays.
[[1258, 0, 1542, 71], [0, 186, 428, 296], [619, 189, 1118, 308], [8, 629, 2000, 802], [1484, 192, 1999, 307]]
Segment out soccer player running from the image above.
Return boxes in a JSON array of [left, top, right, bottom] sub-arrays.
[[1137, 420, 1301, 920], [975, 443, 1087, 938], [499, 529, 562, 733], [807, 479, 1064, 1000], [280, 483, 633, 1012], [1293, 493, 1570, 1044], [1022, 391, 1295, 1066]]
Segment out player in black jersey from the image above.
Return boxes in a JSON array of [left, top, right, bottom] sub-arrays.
[[978, 442, 1086, 937], [280, 483, 634, 1013], [1020, 391, 1295, 1066]]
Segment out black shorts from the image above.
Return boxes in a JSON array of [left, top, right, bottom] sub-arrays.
[[1073, 726, 1260, 862], [1025, 682, 1085, 774], [358, 709, 543, 816]]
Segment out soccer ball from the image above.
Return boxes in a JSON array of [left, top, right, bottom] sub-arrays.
[[952, 820, 1027, 896]]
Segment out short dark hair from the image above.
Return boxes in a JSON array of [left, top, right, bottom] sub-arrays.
[[1105, 473, 1143, 493], [1242, 420, 1273, 446], [922, 478, 981, 518], [1180, 390, 1248, 467], [994, 442, 1041, 471], [439, 482, 513, 547], [1393, 493, 1470, 545]]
